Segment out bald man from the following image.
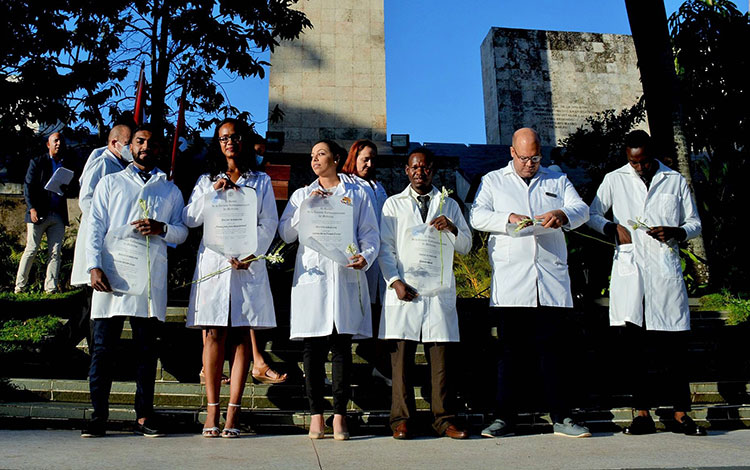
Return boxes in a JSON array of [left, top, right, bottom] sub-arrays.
[[15, 132, 78, 293], [470, 128, 590, 438], [79, 124, 133, 184]]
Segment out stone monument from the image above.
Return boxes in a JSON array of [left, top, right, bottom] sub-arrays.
[[267, 0, 387, 144], [481, 27, 647, 147]]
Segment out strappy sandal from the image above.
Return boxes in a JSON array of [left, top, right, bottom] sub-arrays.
[[202, 403, 220, 438], [222, 403, 241, 438], [252, 364, 287, 384], [199, 369, 230, 385]]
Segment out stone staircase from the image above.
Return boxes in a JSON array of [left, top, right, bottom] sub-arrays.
[[1, 301, 749, 435]]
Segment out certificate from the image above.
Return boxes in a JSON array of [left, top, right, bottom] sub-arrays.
[[44, 167, 74, 196], [298, 194, 354, 265], [203, 187, 258, 258], [400, 223, 454, 296], [101, 226, 156, 295]]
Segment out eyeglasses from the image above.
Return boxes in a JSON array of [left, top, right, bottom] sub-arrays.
[[219, 134, 242, 144], [515, 154, 542, 164]]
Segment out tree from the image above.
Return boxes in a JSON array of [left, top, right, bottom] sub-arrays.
[[669, 0, 750, 293], [111, 0, 311, 135], [1, 1, 311, 145], [1, 1, 128, 178], [624, 0, 710, 286]]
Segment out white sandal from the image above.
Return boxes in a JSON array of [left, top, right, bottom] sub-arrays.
[[202, 403, 220, 438], [222, 403, 241, 438]]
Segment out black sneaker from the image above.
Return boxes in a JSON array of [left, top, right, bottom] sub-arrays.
[[81, 420, 106, 438], [623, 415, 656, 435], [134, 419, 166, 438]]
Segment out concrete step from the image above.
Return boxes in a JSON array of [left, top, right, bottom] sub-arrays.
[[1, 401, 748, 434]]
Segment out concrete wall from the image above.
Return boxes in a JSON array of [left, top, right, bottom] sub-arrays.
[[481, 27, 647, 147], [268, 0, 387, 143]]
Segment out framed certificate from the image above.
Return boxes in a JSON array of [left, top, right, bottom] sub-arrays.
[[298, 194, 354, 266], [203, 187, 258, 258]]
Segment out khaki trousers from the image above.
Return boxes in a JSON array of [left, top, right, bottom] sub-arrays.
[[15, 212, 65, 293]]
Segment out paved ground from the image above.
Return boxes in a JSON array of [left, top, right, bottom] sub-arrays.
[[1, 429, 749, 470]]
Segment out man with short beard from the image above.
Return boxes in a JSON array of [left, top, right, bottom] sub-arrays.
[[81, 125, 187, 438]]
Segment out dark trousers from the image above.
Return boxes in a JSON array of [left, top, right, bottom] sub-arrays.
[[390, 340, 454, 434], [493, 306, 571, 424], [303, 331, 352, 415], [89, 316, 160, 422], [619, 322, 691, 412]]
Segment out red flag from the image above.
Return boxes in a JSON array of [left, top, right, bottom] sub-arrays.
[[133, 62, 147, 125], [169, 87, 187, 181]]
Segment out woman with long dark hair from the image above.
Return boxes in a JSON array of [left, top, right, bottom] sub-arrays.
[[183, 118, 282, 438]]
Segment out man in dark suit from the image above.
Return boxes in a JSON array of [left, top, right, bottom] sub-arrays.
[[15, 132, 77, 293]]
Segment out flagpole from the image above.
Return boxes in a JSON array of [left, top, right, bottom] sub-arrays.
[[133, 62, 146, 126], [169, 87, 187, 181]]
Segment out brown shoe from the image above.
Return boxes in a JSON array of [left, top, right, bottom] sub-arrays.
[[443, 424, 469, 439], [392, 421, 410, 440]]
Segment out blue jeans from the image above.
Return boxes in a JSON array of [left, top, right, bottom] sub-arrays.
[[89, 316, 160, 422]]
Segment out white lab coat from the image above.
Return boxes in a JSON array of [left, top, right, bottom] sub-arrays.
[[378, 186, 472, 342], [469, 162, 589, 308], [79, 146, 106, 184], [588, 161, 702, 331], [71, 149, 127, 285], [279, 176, 380, 340], [183, 172, 278, 329], [341, 173, 388, 304], [86, 164, 188, 321]]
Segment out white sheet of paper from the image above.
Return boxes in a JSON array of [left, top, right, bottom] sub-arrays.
[[101, 226, 154, 295], [203, 187, 258, 259], [400, 223, 454, 296], [44, 167, 74, 196], [298, 195, 354, 266], [507, 220, 559, 238]]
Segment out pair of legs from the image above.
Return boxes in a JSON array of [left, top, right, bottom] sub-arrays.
[[619, 322, 691, 421], [201, 328, 286, 383], [15, 213, 64, 293], [493, 306, 573, 424], [303, 331, 352, 435], [89, 316, 159, 426], [390, 340, 455, 434], [203, 326, 252, 433]]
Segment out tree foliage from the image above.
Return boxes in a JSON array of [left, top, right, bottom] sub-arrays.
[[1, 0, 311, 152], [669, 0, 750, 293], [558, 97, 646, 201]]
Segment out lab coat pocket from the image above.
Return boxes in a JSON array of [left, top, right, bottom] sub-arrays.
[[657, 194, 680, 226], [614, 244, 637, 276], [660, 245, 683, 280], [296, 250, 325, 285], [489, 235, 510, 262]]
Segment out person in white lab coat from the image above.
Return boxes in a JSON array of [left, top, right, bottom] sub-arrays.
[[470, 128, 591, 439], [340, 139, 391, 386], [588, 130, 706, 436], [82, 125, 188, 438], [279, 139, 380, 440], [379, 148, 472, 440], [183, 118, 281, 438], [69, 125, 132, 347]]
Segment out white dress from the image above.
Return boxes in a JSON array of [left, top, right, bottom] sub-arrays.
[[182, 172, 279, 329]]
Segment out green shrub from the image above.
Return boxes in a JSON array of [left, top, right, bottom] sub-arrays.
[[454, 232, 491, 299], [0, 315, 65, 353], [699, 290, 750, 326]]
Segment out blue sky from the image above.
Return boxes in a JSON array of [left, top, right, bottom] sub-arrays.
[[217, 0, 748, 144]]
